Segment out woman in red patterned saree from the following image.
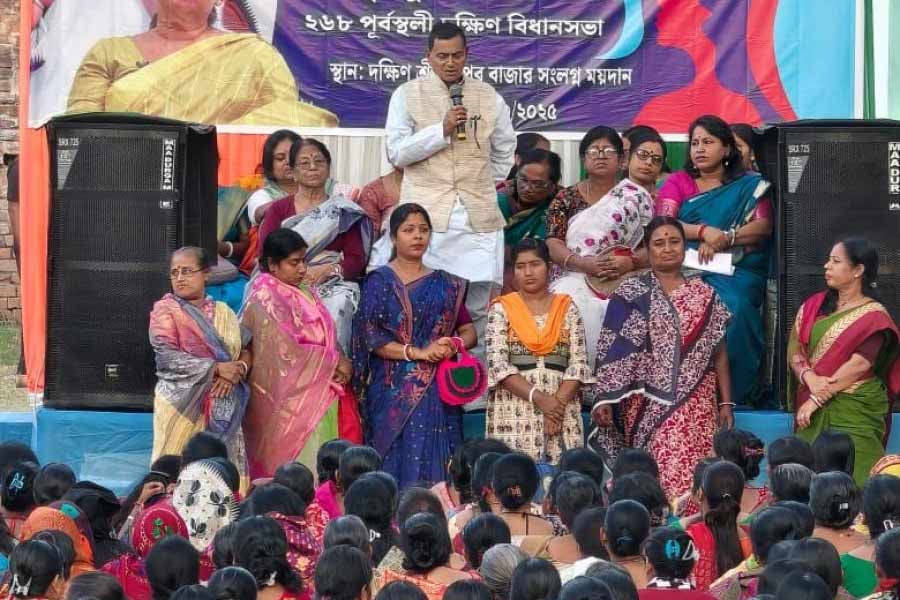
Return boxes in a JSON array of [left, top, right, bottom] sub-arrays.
[[590, 216, 734, 500]]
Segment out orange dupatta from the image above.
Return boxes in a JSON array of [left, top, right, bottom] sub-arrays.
[[495, 293, 572, 356]]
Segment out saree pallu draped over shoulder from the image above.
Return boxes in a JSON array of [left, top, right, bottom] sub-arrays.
[[789, 291, 900, 484], [676, 172, 771, 405], [149, 294, 250, 474], [67, 33, 338, 126], [589, 273, 730, 499], [351, 267, 467, 488], [241, 273, 342, 478]]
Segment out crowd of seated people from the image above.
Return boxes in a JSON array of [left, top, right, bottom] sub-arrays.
[[1, 429, 899, 600]]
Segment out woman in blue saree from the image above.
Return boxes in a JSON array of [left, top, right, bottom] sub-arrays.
[[351, 204, 477, 489], [656, 115, 773, 406]]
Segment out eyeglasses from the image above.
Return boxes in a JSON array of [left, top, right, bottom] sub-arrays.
[[516, 175, 554, 190], [586, 146, 620, 160], [632, 148, 665, 165], [169, 267, 204, 279], [296, 158, 328, 170]]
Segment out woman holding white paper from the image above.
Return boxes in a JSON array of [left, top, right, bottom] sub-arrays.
[[656, 115, 772, 406], [590, 216, 733, 500]]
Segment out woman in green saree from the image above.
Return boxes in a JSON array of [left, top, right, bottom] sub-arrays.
[[790, 237, 899, 485], [497, 149, 561, 293]]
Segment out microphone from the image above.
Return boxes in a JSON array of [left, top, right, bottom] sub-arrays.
[[448, 82, 466, 141]]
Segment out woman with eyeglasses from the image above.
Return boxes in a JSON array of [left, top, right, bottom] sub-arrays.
[[149, 245, 253, 486], [622, 126, 668, 199], [656, 114, 773, 407], [496, 149, 562, 293], [545, 126, 654, 364], [258, 137, 373, 353]]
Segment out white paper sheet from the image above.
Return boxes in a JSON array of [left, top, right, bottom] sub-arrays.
[[684, 248, 735, 276]]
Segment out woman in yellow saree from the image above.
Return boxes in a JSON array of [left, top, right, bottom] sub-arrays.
[[149, 247, 252, 478], [67, 1, 336, 126]]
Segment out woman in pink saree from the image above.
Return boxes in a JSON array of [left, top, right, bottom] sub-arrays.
[[241, 228, 351, 478]]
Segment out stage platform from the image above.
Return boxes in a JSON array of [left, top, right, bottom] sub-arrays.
[[2, 408, 896, 495]]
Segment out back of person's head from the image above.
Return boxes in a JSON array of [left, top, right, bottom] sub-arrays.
[[273, 462, 316, 505], [572, 507, 608, 560], [206, 457, 241, 494], [611, 449, 659, 481], [775, 571, 832, 600], [33, 463, 77, 507], [701, 460, 745, 577], [749, 507, 803, 564], [359, 471, 399, 517], [31, 529, 76, 579], [401, 512, 451, 573], [757, 559, 812, 596], [771, 501, 816, 538], [767, 540, 799, 564], [643, 526, 697, 581], [608, 473, 668, 525], [208, 567, 258, 600], [344, 474, 398, 564], [8, 539, 63, 599], [338, 446, 382, 493], [714, 428, 765, 482], [492, 453, 540, 511], [375, 581, 427, 600], [181, 432, 228, 467], [463, 513, 511, 570], [233, 516, 302, 592], [690, 457, 722, 495], [479, 544, 529, 600], [212, 522, 237, 569], [559, 577, 613, 600], [584, 563, 638, 600], [324, 515, 372, 555], [318, 440, 353, 485], [443, 580, 492, 600], [555, 473, 600, 529], [510, 558, 561, 600], [473, 452, 505, 513], [604, 500, 649, 558], [170, 585, 215, 600], [771, 463, 814, 503], [767, 437, 815, 471], [0, 442, 38, 480], [65, 572, 125, 600], [876, 527, 900, 587], [243, 483, 306, 517], [3, 461, 39, 513], [397, 487, 446, 527], [450, 439, 512, 506], [315, 545, 373, 600], [146, 535, 200, 600], [864, 474, 900, 539], [811, 430, 855, 476], [560, 449, 608, 489], [809, 471, 861, 529], [787, 538, 843, 597]]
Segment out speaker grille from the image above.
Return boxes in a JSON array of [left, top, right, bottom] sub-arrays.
[[45, 116, 217, 411]]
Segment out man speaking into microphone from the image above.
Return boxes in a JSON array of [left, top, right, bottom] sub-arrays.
[[383, 22, 516, 407]]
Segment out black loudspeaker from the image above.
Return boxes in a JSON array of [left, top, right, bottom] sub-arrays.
[[45, 113, 217, 411], [759, 120, 900, 405]]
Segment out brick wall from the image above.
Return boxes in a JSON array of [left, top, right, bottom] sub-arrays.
[[0, 0, 18, 321]]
